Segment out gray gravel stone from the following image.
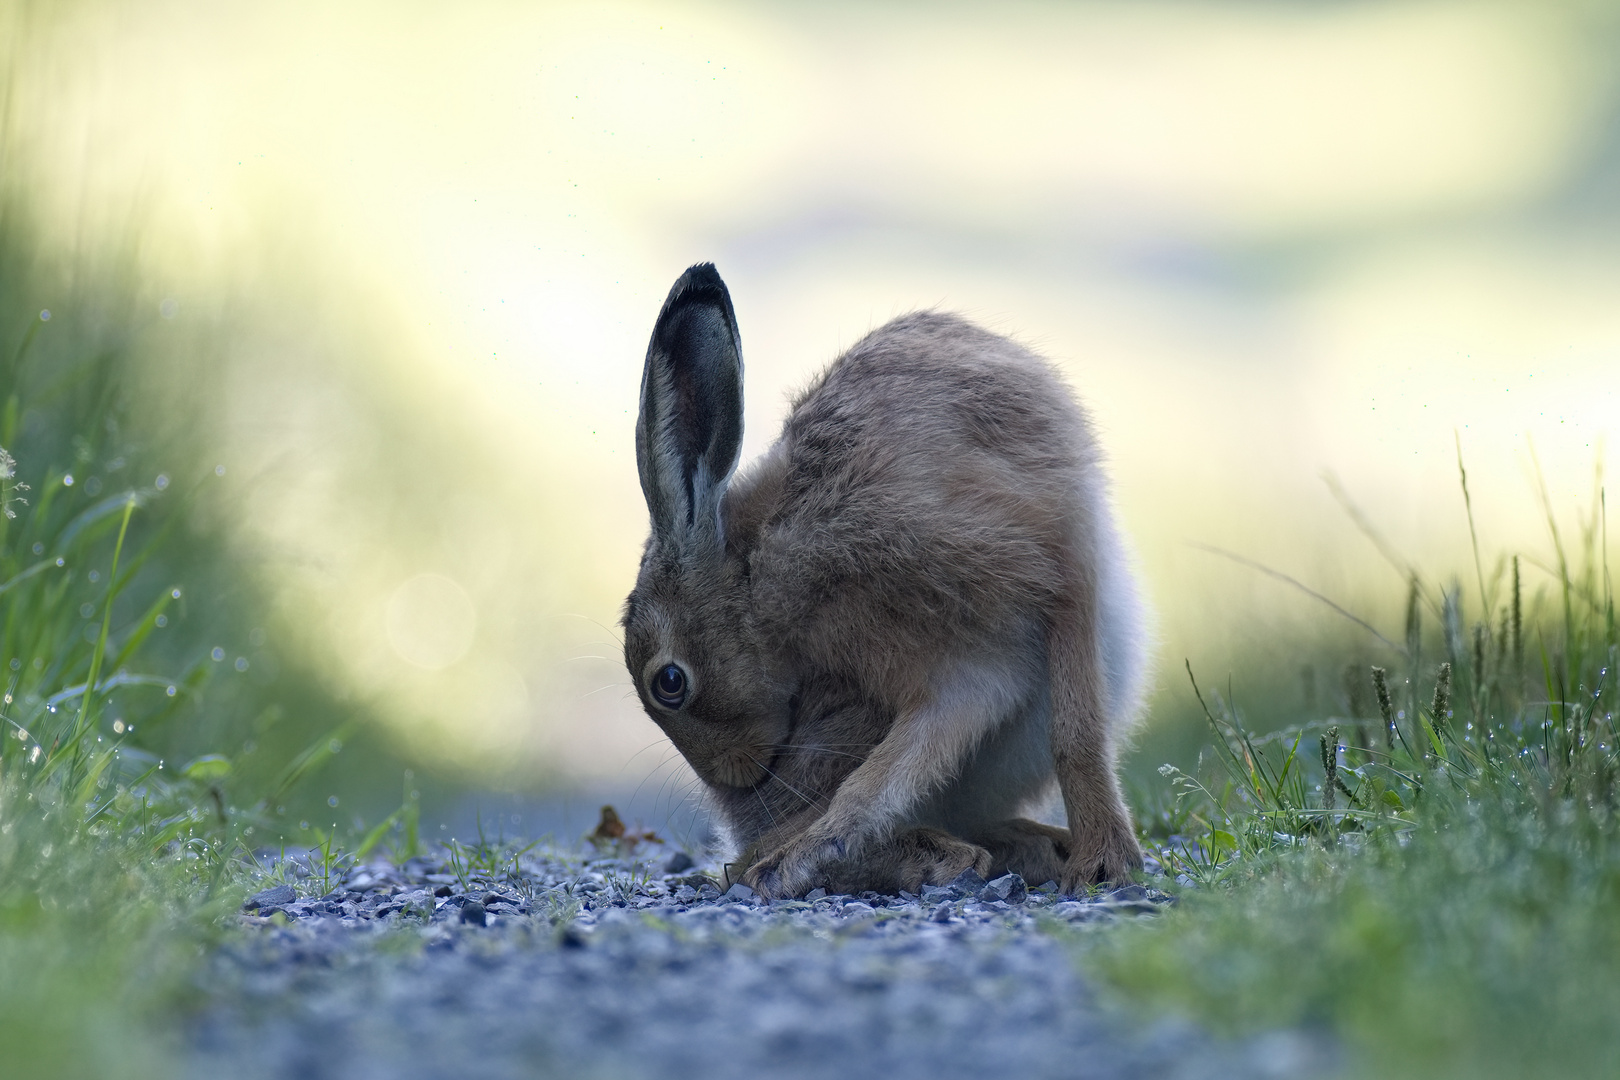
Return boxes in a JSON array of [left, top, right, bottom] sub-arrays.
[[203, 843, 1331, 1080], [1106, 884, 1151, 903], [979, 873, 1027, 904], [242, 884, 296, 910], [947, 868, 987, 895]]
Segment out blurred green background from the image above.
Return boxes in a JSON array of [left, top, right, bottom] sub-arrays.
[[5, 0, 1618, 842]]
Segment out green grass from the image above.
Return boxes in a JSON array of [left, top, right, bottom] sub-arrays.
[[0, 214, 346, 1075], [1086, 455, 1619, 1079], [2, 143, 1615, 1076]]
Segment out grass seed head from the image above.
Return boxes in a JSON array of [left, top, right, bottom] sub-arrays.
[[1430, 663, 1453, 735], [1319, 725, 1339, 813], [1372, 666, 1396, 750]]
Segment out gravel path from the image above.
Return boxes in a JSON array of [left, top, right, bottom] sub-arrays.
[[188, 845, 1335, 1080]]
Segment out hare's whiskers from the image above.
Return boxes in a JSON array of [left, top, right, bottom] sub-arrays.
[[751, 784, 779, 829], [562, 612, 626, 648], [762, 743, 868, 762], [745, 753, 826, 811], [649, 753, 694, 816], [626, 745, 685, 807], [580, 682, 630, 699], [618, 736, 675, 777]]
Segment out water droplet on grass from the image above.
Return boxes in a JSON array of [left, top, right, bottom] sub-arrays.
[[211, 647, 224, 661]]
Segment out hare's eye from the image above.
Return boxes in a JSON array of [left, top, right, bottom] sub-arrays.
[[651, 664, 688, 709]]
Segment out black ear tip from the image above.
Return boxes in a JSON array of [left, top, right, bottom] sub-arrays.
[[679, 262, 724, 289], [655, 263, 736, 337]]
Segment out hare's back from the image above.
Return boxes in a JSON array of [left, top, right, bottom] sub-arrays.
[[788, 313, 1091, 472], [783, 311, 1096, 510], [757, 313, 1101, 641]]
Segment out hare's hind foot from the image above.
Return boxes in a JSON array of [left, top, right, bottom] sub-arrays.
[[742, 827, 991, 899], [836, 827, 992, 895], [1059, 814, 1143, 896], [965, 818, 1074, 887]]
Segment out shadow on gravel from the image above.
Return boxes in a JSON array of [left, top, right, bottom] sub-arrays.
[[191, 845, 1336, 1080]]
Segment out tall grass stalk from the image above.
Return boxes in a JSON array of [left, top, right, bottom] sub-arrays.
[[1096, 462, 1620, 1080]]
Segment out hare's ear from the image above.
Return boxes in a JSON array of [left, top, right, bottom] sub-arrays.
[[636, 263, 744, 548]]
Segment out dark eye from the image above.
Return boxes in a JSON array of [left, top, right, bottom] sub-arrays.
[[651, 664, 687, 709]]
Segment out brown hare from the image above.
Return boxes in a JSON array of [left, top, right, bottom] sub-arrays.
[[621, 264, 1148, 899]]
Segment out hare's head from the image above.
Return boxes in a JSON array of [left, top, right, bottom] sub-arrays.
[[621, 264, 788, 789]]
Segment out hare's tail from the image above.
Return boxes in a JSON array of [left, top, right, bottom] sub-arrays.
[[1091, 493, 1152, 741]]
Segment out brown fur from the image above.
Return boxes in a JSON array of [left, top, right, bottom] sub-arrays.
[[622, 264, 1148, 898]]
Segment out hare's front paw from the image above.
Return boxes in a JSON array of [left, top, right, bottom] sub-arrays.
[[742, 833, 846, 899], [1060, 824, 1143, 896]]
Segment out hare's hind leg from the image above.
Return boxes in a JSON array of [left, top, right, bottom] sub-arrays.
[[965, 818, 1072, 886], [1047, 588, 1143, 894], [825, 828, 992, 895], [733, 822, 990, 898]]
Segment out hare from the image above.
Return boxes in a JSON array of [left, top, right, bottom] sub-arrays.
[[621, 263, 1149, 899]]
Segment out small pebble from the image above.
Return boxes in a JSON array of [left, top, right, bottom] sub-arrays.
[[460, 902, 487, 927], [979, 873, 1028, 905], [243, 884, 296, 911], [1105, 884, 1150, 903]]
